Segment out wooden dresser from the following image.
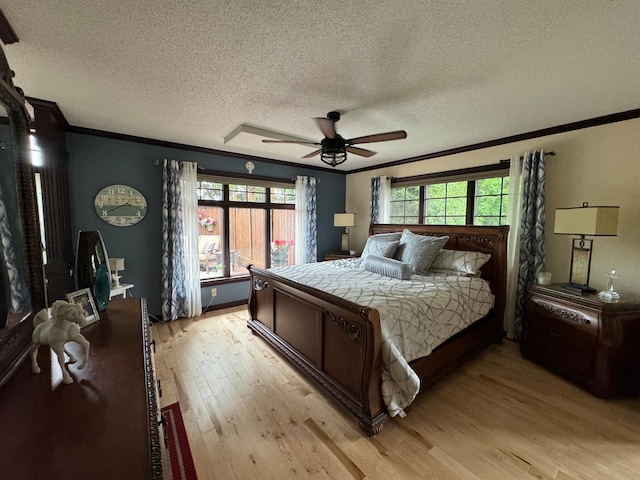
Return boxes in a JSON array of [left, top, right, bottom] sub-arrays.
[[521, 284, 640, 397], [0, 298, 165, 479]]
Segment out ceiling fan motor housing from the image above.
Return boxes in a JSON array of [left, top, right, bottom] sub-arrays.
[[326, 111, 340, 122]]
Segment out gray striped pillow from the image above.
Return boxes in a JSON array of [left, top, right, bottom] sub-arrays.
[[362, 255, 413, 280]]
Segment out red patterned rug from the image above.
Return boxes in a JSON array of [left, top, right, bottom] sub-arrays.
[[161, 402, 198, 480]]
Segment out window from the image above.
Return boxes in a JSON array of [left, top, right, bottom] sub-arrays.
[[424, 181, 467, 225], [390, 185, 420, 224], [474, 176, 509, 225], [390, 164, 509, 226], [196, 174, 295, 282]]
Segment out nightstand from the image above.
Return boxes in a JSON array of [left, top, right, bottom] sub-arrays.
[[324, 252, 359, 261], [521, 283, 640, 397]]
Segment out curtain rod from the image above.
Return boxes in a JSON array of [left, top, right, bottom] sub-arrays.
[[500, 151, 556, 163]]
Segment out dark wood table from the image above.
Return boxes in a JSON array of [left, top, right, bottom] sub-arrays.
[[521, 283, 640, 397], [0, 298, 164, 479]]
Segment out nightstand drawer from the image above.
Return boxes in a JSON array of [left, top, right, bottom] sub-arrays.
[[523, 329, 594, 378], [526, 297, 599, 353]]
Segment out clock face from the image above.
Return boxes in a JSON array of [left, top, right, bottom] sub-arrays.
[[94, 184, 147, 227]]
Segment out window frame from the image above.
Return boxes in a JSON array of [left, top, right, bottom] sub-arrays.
[[390, 162, 510, 226], [197, 171, 295, 285]]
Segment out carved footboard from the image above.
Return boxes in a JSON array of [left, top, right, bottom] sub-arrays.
[[247, 266, 388, 435]]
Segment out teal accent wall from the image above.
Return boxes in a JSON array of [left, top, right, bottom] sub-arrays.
[[66, 132, 347, 316]]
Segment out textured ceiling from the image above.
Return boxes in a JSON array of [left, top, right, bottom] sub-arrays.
[[2, 1, 639, 171]]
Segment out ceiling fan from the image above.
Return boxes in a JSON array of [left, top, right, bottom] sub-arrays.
[[262, 111, 407, 167]]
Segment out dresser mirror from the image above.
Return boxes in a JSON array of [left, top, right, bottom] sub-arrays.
[[0, 43, 46, 387]]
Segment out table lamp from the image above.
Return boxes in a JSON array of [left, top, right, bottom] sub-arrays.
[[554, 203, 619, 293], [334, 213, 356, 253], [108, 257, 125, 287]]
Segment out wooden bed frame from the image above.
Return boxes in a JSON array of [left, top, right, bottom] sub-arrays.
[[247, 224, 509, 436]]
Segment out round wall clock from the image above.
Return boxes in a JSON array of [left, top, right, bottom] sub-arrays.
[[94, 184, 147, 227]]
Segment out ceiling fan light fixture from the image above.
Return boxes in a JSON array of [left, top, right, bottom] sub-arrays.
[[320, 146, 347, 167]]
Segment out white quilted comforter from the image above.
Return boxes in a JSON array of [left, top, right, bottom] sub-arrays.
[[270, 258, 494, 417]]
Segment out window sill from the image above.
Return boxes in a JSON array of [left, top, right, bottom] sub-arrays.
[[200, 274, 250, 288]]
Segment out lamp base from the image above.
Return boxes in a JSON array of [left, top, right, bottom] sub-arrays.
[[341, 233, 349, 252], [598, 290, 620, 302], [560, 283, 596, 294]]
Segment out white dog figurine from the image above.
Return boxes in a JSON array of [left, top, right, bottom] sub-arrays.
[[30, 300, 91, 384]]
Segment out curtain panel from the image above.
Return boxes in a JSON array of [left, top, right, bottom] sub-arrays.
[[0, 183, 30, 313], [370, 176, 392, 224], [295, 176, 318, 264], [180, 162, 202, 318], [370, 177, 380, 224], [504, 151, 546, 339], [161, 159, 202, 321]]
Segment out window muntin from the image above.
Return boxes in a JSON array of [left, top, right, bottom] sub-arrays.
[[229, 184, 266, 203], [197, 181, 223, 201], [390, 185, 420, 224], [474, 176, 509, 225], [270, 187, 295, 204], [424, 181, 467, 225]]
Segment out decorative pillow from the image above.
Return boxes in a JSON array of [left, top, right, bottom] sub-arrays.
[[361, 240, 399, 261], [395, 229, 449, 275], [361, 233, 402, 260], [429, 249, 491, 276], [362, 255, 412, 280]]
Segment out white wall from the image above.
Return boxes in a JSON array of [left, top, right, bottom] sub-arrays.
[[346, 117, 640, 295]]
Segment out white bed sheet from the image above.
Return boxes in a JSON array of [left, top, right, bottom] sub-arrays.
[[270, 257, 494, 417]]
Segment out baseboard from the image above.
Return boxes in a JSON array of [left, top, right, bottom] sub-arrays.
[[149, 299, 247, 322], [202, 299, 248, 313]]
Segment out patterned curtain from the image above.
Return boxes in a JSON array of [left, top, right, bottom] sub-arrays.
[[370, 177, 381, 224], [294, 176, 317, 263], [0, 184, 30, 312], [305, 177, 317, 263], [161, 159, 187, 321], [370, 176, 392, 224], [506, 151, 546, 339]]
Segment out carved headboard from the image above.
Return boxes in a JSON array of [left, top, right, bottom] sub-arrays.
[[369, 223, 509, 321]]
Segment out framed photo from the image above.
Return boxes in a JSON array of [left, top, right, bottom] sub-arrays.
[[66, 288, 99, 326]]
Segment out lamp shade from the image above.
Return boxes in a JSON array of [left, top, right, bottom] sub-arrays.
[[554, 206, 619, 236], [334, 213, 356, 228], [108, 258, 125, 271]]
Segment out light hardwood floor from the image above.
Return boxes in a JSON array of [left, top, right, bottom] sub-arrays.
[[154, 307, 640, 480]]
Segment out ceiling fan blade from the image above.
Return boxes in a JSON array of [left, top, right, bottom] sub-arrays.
[[261, 139, 320, 146], [314, 117, 336, 139], [302, 149, 321, 158], [347, 130, 407, 145], [346, 146, 376, 157]]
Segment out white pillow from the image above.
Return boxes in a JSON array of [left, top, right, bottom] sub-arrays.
[[429, 249, 491, 276], [361, 233, 402, 260], [362, 255, 412, 280], [395, 229, 449, 275]]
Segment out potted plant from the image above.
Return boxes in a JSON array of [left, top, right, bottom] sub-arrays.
[[271, 239, 293, 266], [197, 209, 218, 231]]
